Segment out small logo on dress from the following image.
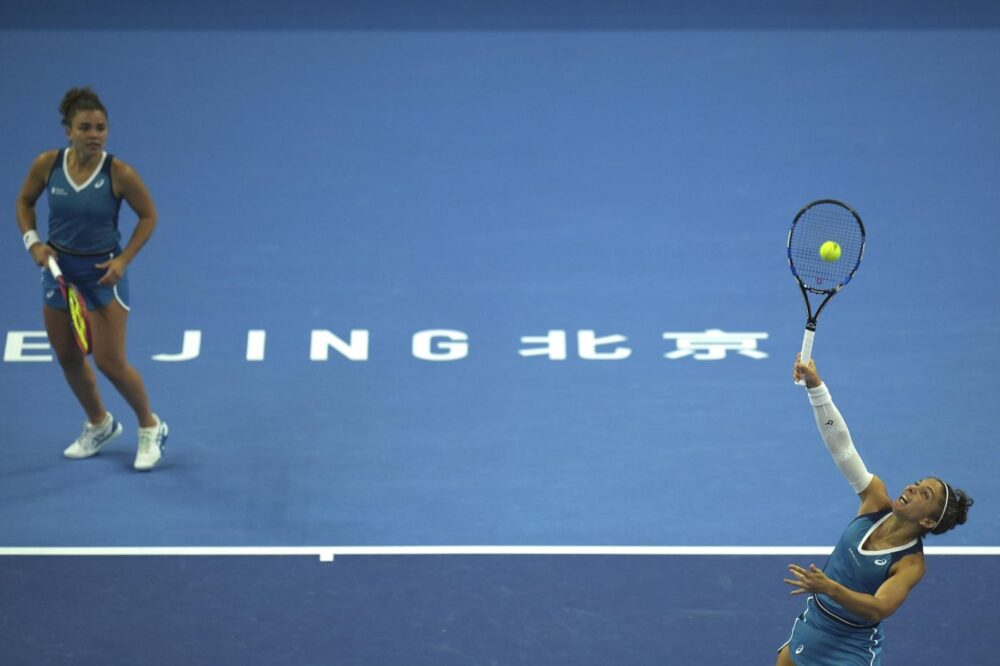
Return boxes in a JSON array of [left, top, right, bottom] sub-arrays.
[[874, 558, 888, 566], [94, 177, 106, 189], [795, 645, 805, 655], [46, 289, 56, 299], [51, 186, 68, 196]]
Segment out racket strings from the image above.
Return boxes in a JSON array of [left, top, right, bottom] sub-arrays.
[[67, 288, 91, 353], [789, 203, 864, 291]]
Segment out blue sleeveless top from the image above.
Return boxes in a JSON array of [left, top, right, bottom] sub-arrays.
[[815, 509, 923, 628], [46, 148, 123, 254]]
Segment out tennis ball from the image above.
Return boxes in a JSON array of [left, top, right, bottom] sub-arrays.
[[819, 240, 841, 262]]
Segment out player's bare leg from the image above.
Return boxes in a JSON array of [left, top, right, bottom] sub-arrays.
[[88, 300, 156, 428], [44, 305, 106, 424]]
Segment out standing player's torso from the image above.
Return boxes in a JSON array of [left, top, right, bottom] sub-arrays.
[[47, 148, 122, 253]]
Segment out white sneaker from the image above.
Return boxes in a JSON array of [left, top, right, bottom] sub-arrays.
[[134, 415, 168, 471], [64, 413, 123, 459]]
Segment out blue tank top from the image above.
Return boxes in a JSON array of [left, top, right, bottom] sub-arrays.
[[46, 148, 123, 254], [815, 509, 923, 627]]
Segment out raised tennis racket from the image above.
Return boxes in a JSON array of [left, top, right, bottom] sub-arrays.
[[47, 256, 93, 355], [787, 199, 865, 384]]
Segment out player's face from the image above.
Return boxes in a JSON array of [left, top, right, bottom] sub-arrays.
[[892, 478, 946, 527], [65, 110, 108, 159]]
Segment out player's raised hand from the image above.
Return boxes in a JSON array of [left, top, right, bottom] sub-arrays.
[[793, 354, 822, 388]]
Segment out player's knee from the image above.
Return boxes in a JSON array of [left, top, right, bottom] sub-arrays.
[[93, 353, 128, 381]]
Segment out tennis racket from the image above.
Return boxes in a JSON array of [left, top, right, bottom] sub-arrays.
[[787, 199, 865, 385], [47, 256, 93, 355]]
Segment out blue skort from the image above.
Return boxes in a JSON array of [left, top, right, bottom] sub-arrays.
[[780, 596, 884, 665], [41, 245, 130, 312]]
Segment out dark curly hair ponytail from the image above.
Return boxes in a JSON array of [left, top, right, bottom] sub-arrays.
[[59, 87, 108, 127]]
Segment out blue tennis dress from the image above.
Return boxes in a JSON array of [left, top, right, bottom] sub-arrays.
[[781, 510, 923, 665], [42, 148, 129, 310]]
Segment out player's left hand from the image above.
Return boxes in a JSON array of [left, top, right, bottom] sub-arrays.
[[784, 563, 833, 595], [96, 256, 128, 286]]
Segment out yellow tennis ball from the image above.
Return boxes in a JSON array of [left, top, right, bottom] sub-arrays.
[[819, 240, 841, 262]]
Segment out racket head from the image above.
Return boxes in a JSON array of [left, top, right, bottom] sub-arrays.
[[66, 284, 93, 355], [46, 256, 92, 354], [787, 199, 865, 294]]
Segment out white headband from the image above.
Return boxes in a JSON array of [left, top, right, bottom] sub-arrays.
[[934, 482, 950, 529]]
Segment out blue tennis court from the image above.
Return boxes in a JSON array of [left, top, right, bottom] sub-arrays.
[[2, 1, 998, 663]]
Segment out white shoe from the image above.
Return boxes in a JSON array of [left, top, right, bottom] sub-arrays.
[[64, 413, 123, 459], [134, 415, 169, 471]]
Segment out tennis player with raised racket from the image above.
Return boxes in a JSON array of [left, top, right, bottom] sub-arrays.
[[16, 87, 169, 471], [777, 202, 973, 664]]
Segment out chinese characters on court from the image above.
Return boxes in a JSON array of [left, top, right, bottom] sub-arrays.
[[4, 329, 769, 362]]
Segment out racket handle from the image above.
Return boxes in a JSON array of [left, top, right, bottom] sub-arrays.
[[795, 328, 815, 386], [46, 256, 62, 279]]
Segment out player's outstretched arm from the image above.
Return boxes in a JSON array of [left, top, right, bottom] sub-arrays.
[[794, 356, 888, 513]]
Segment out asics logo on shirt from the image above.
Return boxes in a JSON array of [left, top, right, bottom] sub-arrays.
[[51, 186, 68, 196], [874, 558, 888, 566], [94, 177, 106, 189]]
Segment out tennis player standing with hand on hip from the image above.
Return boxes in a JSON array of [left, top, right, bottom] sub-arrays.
[[15, 86, 169, 471], [776, 355, 973, 665]]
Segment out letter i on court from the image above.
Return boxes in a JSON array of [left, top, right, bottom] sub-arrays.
[[247, 330, 266, 361]]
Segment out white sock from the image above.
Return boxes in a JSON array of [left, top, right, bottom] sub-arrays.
[[90, 413, 112, 431]]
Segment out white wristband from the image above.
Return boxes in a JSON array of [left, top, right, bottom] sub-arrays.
[[806, 383, 832, 406], [23, 230, 41, 252]]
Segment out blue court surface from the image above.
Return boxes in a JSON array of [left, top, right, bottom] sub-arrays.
[[2, 1, 999, 663]]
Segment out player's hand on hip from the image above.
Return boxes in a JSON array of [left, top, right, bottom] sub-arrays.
[[793, 354, 822, 388], [96, 256, 127, 286]]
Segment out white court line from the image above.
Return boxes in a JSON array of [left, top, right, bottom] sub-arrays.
[[0, 546, 997, 558]]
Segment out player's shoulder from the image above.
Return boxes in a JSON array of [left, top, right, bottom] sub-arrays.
[[23, 150, 61, 187], [110, 155, 134, 176], [31, 149, 61, 173], [110, 156, 143, 186]]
